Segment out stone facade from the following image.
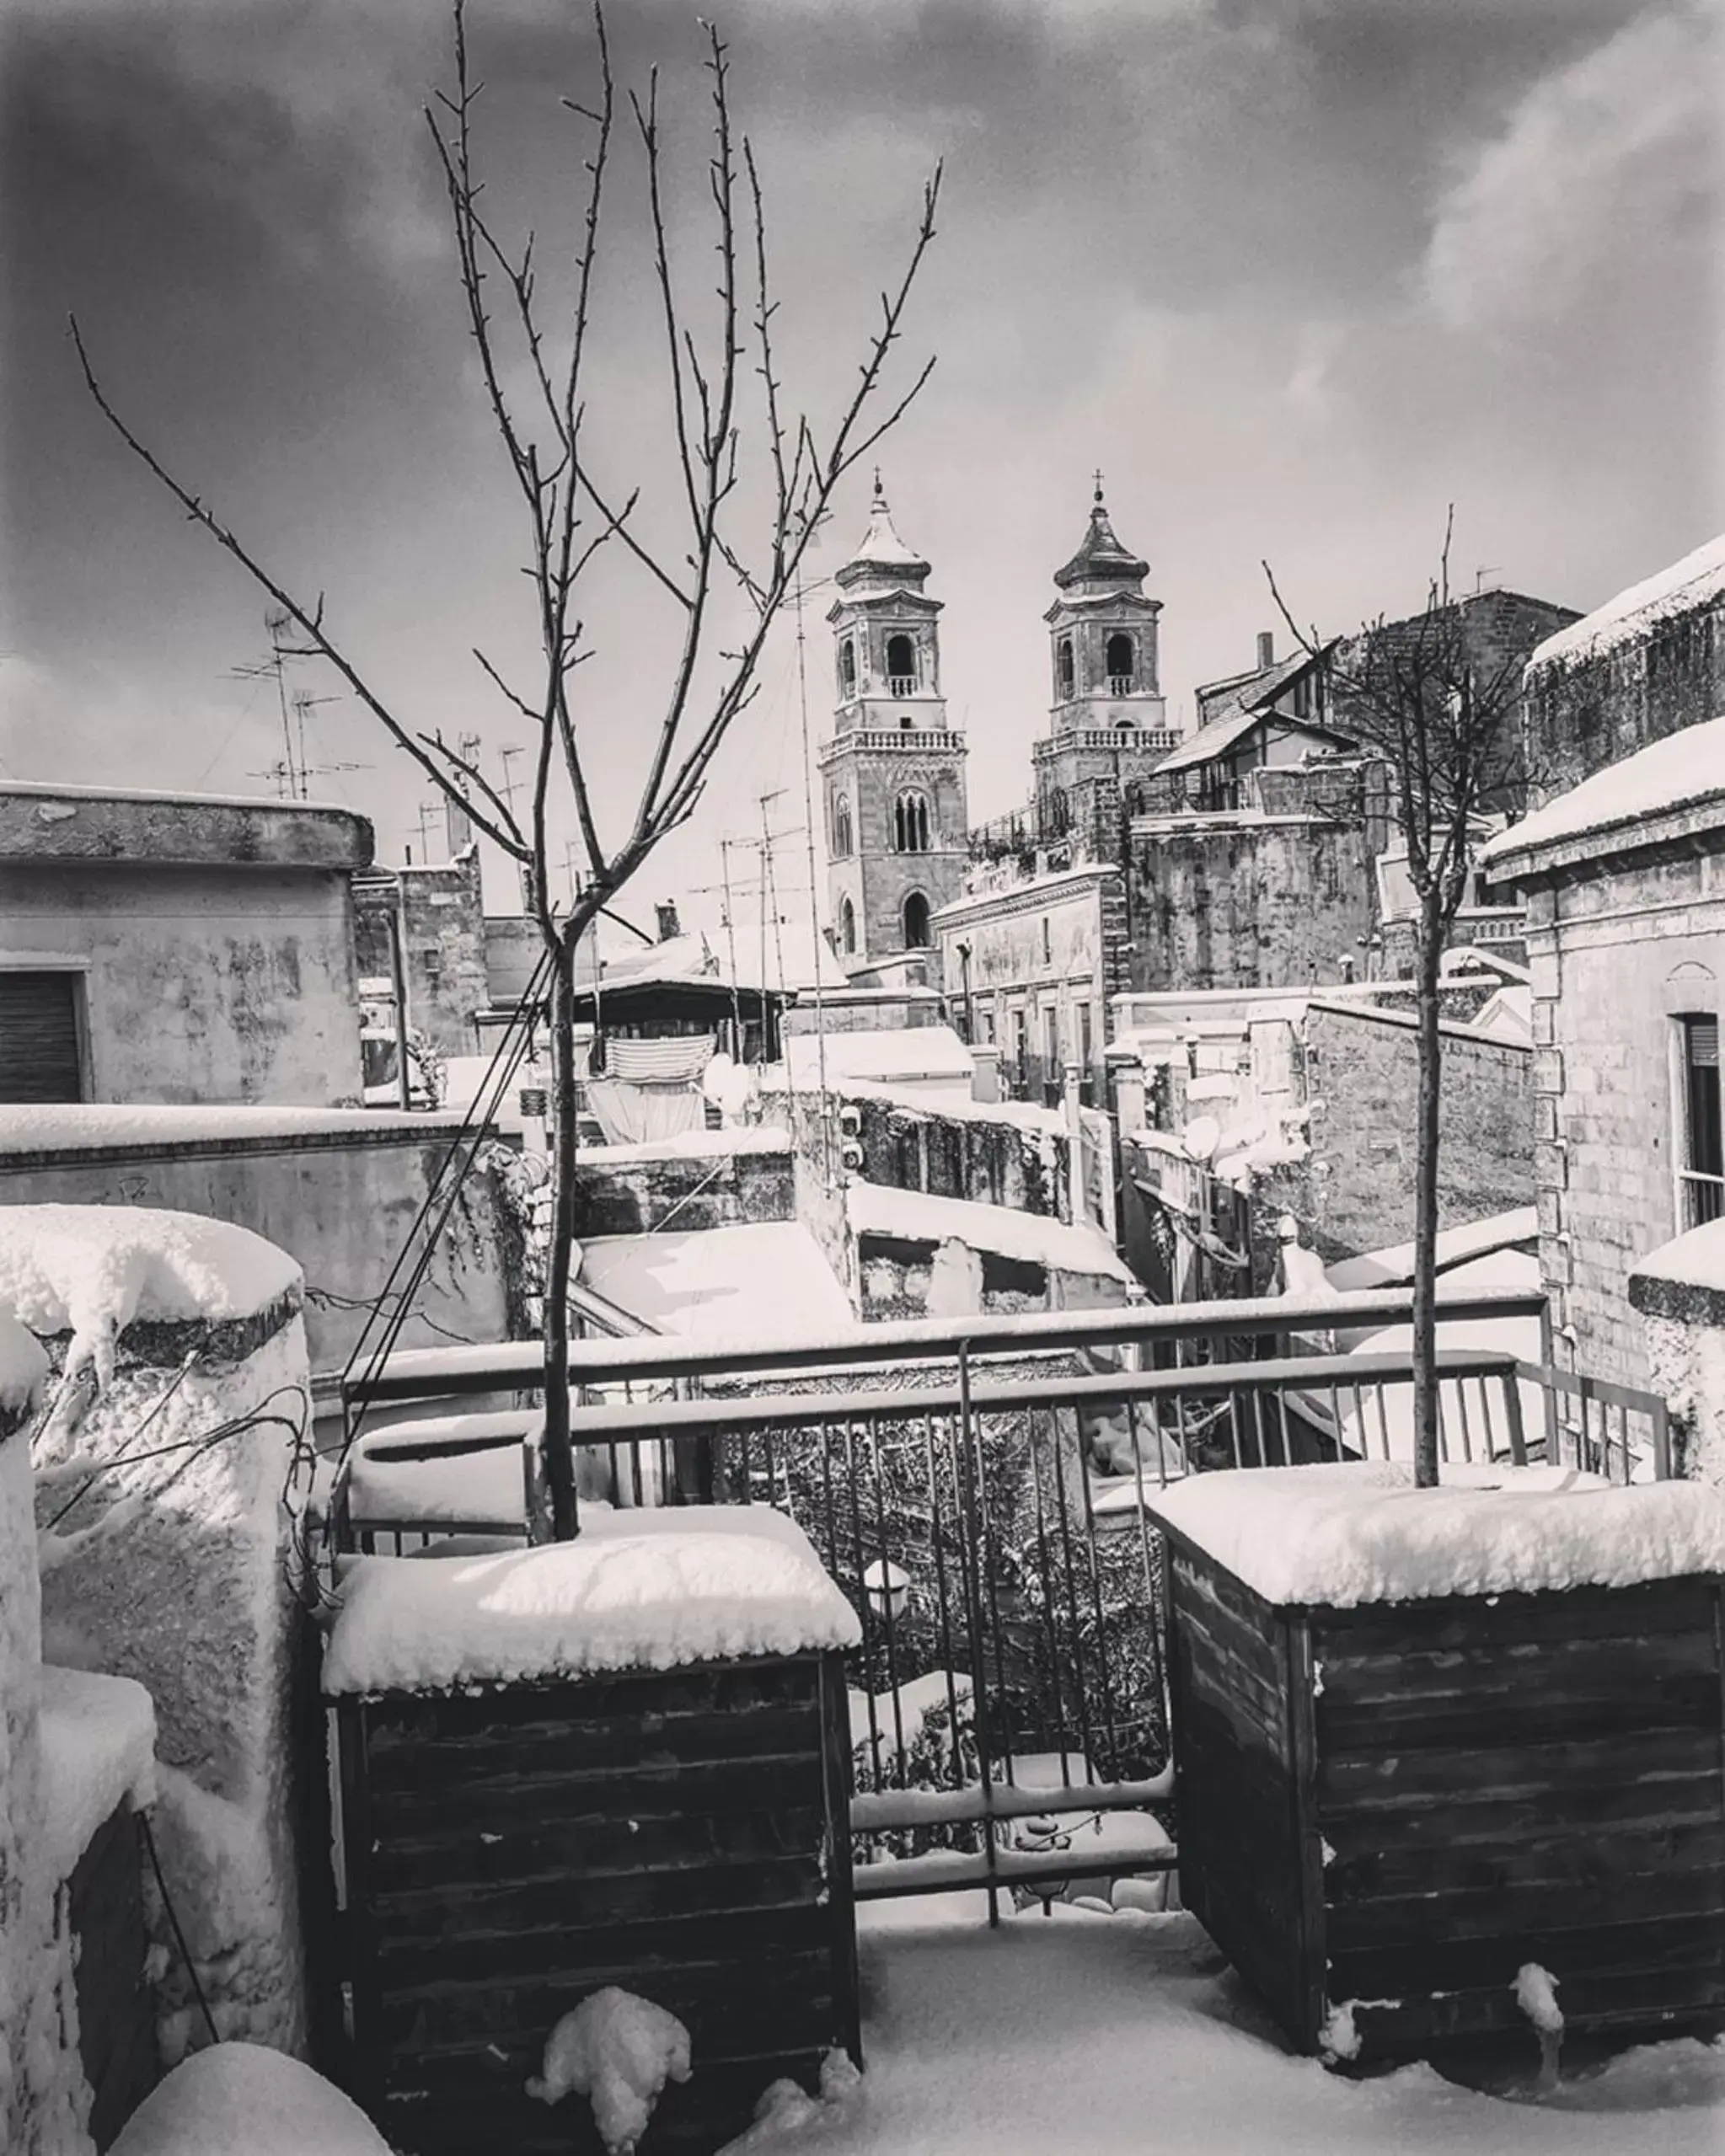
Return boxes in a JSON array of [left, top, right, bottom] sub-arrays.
[[934, 863, 1127, 1102], [355, 846, 490, 1058], [1267, 1000, 1534, 1265], [1521, 541, 1725, 810], [571, 1133, 796, 1237], [1491, 828, 1725, 1388], [0, 784, 371, 1106], [1125, 810, 1378, 994]]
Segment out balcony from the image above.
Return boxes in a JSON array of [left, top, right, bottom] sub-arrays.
[[1108, 675, 1138, 697], [887, 674, 919, 696]]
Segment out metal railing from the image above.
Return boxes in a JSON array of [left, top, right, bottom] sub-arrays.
[[329, 1286, 1671, 1914]]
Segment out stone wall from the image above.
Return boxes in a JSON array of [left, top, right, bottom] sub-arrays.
[[0, 1110, 522, 1383], [849, 1089, 1069, 1221], [356, 849, 490, 1057], [824, 740, 967, 969], [1523, 590, 1724, 809], [1263, 1000, 1534, 1264], [571, 1133, 796, 1237], [1126, 816, 1377, 994], [1521, 848, 1725, 1388]]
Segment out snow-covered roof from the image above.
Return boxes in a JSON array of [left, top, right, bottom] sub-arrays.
[[1527, 532, 1725, 674], [0, 1204, 301, 1384], [110, 2042, 393, 2156], [1481, 712, 1725, 875], [849, 1181, 1134, 1283], [1153, 695, 1349, 778], [1630, 1215, 1725, 1301], [1149, 1458, 1725, 1608], [321, 1505, 861, 1693], [0, 1105, 468, 1155], [776, 1025, 974, 1089], [579, 1222, 855, 1341], [574, 1123, 790, 1168], [37, 1666, 158, 1886], [1325, 1209, 1539, 1294]]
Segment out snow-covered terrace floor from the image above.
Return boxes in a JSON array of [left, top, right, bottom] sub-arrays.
[[724, 1897, 1724, 2156]]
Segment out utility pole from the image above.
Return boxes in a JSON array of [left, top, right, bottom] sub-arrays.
[[719, 838, 746, 1060]]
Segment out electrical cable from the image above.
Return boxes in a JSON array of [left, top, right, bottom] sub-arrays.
[[137, 1810, 221, 2049]]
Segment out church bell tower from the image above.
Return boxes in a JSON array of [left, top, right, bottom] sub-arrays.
[[820, 476, 968, 980]]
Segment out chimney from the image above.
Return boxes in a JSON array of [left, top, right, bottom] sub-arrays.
[[1256, 630, 1275, 670], [655, 900, 681, 942]]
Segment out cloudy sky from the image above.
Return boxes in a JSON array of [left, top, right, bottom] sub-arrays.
[[2, 0, 1720, 941]]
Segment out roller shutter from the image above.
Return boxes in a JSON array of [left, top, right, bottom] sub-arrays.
[[0, 971, 83, 1102]]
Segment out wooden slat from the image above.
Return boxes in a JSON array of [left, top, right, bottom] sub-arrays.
[[367, 1751, 828, 1840], [366, 1804, 828, 1895], [375, 1854, 825, 1938], [1326, 1816, 1725, 1904], [363, 1702, 824, 1793], [1317, 1724, 1719, 1814], [1312, 1576, 1720, 1655], [1329, 1861, 1725, 1951], [1327, 1910, 1725, 2004]]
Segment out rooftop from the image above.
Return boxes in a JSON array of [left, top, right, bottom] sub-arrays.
[[1481, 711, 1725, 879], [1053, 484, 1149, 594], [1527, 532, 1725, 674], [0, 781, 372, 871]]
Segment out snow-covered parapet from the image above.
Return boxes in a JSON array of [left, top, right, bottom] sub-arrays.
[[9, 1204, 313, 2064], [1630, 1219, 1725, 1486], [1524, 532, 1725, 677], [322, 1506, 860, 1696], [1148, 1460, 1725, 1608]]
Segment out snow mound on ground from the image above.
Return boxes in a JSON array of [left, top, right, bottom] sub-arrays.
[[322, 1505, 860, 1694], [1516, 1963, 1564, 2035], [0, 1206, 300, 1386], [1148, 1461, 1725, 1608], [109, 2041, 392, 2156], [37, 1666, 157, 1886], [528, 1988, 691, 2154], [0, 1302, 48, 1419]]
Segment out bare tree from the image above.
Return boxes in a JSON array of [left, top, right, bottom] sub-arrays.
[[1265, 513, 1526, 1488], [73, 0, 940, 1538]]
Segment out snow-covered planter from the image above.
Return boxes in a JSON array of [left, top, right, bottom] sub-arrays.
[[7, 1204, 314, 2065], [320, 1506, 864, 2154], [1149, 1463, 1725, 2062]]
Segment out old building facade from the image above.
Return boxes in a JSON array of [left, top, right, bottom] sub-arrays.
[[821, 479, 968, 982]]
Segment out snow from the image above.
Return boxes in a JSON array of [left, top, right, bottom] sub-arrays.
[[849, 1181, 1135, 1284], [109, 2042, 392, 2156], [0, 1104, 462, 1153], [773, 1026, 975, 1089], [347, 1415, 537, 1526], [719, 1897, 1725, 2154], [1517, 1964, 1565, 2036], [1147, 1459, 1725, 1608], [579, 1222, 857, 1342], [1526, 532, 1725, 675], [0, 1303, 48, 1420], [1, 778, 356, 817], [575, 1123, 791, 1166], [528, 1988, 692, 2154], [36, 1666, 157, 1886], [814, 1081, 1066, 1137], [1628, 1214, 1725, 1295], [321, 1504, 861, 1694], [1325, 1207, 1540, 1295], [1482, 712, 1725, 869], [0, 1205, 301, 1387]]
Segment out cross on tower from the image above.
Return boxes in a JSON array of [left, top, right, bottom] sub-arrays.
[[1093, 468, 1105, 503]]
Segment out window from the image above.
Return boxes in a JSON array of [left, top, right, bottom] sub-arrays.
[[903, 891, 931, 948], [899, 714, 915, 731], [838, 638, 856, 696], [1041, 915, 1053, 966], [1057, 637, 1075, 698], [832, 794, 853, 859], [839, 896, 857, 955], [893, 790, 930, 853], [1678, 1014, 1724, 1226], [1106, 630, 1135, 685], [886, 632, 917, 691], [1079, 1001, 1094, 1073], [0, 971, 84, 1103], [1042, 1004, 1060, 1071]]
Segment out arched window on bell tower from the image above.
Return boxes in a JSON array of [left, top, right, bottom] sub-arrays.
[[894, 790, 930, 853], [886, 633, 917, 693], [832, 794, 853, 859], [838, 638, 856, 698], [839, 896, 856, 955], [903, 891, 931, 948], [1106, 630, 1136, 690], [1057, 637, 1075, 699]]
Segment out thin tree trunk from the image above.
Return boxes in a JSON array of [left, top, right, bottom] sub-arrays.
[[543, 931, 580, 1538], [1410, 889, 1445, 1488]]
